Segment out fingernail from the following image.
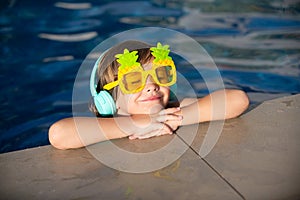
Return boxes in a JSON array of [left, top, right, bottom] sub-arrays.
[[177, 107, 181, 110]]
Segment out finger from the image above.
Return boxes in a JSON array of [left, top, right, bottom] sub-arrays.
[[129, 135, 137, 140], [156, 114, 183, 123], [129, 122, 164, 138], [158, 107, 180, 115], [132, 123, 172, 139], [157, 123, 173, 136], [162, 123, 173, 134], [161, 125, 174, 135], [164, 121, 180, 132], [136, 131, 161, 139], [137, 128, 172, 139]]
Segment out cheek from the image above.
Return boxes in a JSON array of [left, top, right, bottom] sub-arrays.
[[116, 93, 130, 113], [117, 93, 140, 114], [161, 87, 170, 105]]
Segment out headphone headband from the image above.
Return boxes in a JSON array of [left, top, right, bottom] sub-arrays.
[[89, 49, 109, 97], [89, 48, 116, 116]]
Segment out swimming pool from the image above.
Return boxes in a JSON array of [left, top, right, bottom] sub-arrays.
[[1, 0, 299, 153]]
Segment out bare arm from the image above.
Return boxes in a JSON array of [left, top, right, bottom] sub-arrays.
[[129, 89, 249, 140], [48, 108, 181, 150], [178, 89, 249, 125], [49, 89, 248, 149], [49, 117, 131, 150]]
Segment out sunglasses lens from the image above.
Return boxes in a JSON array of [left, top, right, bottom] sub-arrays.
[[122, 72, 143, 92], [155, 66, 174, 84], [121, 65, 175, 93]]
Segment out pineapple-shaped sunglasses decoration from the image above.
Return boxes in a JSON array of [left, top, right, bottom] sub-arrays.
[[150, 42, 176, 85], [103, 42, 176, 93], [150, 42, 174, 67], [103, 48, 143, 92], [115, 49, 142, 77]]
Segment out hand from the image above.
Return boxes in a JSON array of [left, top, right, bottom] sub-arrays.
[[155, 107, 183, 132], [164, 118, 182, 133], [128, 107, 182, 140]]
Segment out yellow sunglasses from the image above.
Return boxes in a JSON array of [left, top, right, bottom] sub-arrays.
[[103, 43, 177, 94], [103, 63, 176, 94]]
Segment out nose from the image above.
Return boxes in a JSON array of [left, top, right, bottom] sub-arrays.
[[144, 75, 159, 92]]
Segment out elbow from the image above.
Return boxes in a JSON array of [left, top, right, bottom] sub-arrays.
[[48, 120, 69, 150], [226, 89, 249, 119], [235, 90, 249, 112]]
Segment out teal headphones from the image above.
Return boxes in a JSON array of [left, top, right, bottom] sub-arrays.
[[90, 50, 117, 116]]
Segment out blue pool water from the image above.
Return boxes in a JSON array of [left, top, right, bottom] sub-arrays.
[[1, 0, 299, 153]]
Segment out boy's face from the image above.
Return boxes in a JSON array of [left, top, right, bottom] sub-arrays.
[[116, 61, 170, 115]]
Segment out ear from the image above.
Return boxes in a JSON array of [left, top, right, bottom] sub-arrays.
[[114, 87, 122, 108], [115, 102, 120, 110], [115, 96, 121, 110]]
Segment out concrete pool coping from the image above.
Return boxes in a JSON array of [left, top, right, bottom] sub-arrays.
[[0, 94, 299, 199]]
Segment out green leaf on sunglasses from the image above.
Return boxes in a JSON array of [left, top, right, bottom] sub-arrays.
[[150, 42, 173, 63], [115, 49, 141, 72]]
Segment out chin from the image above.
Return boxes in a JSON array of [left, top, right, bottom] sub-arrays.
[[144, 104, 165, 114]]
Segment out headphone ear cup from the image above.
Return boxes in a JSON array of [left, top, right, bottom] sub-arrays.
[[94, 91, 116, 116]]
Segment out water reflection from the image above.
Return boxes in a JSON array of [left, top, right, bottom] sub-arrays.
[[0, 0, 299, 153], [54, 2, 92, 10], [38, 32, 98, 42]]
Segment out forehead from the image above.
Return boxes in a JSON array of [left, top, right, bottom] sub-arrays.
[[142, 62, 153, 70], [141, 57, 154, 70]]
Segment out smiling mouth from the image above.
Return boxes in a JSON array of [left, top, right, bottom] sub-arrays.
[[140, 96, 162, 102]]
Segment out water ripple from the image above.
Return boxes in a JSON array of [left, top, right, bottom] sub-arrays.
[[54, 2, 92, 10], [1, 0, 300, 153], [38, 31, 98, 42]]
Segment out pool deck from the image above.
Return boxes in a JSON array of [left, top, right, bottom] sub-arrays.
[[1, 94, 299, 199]]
